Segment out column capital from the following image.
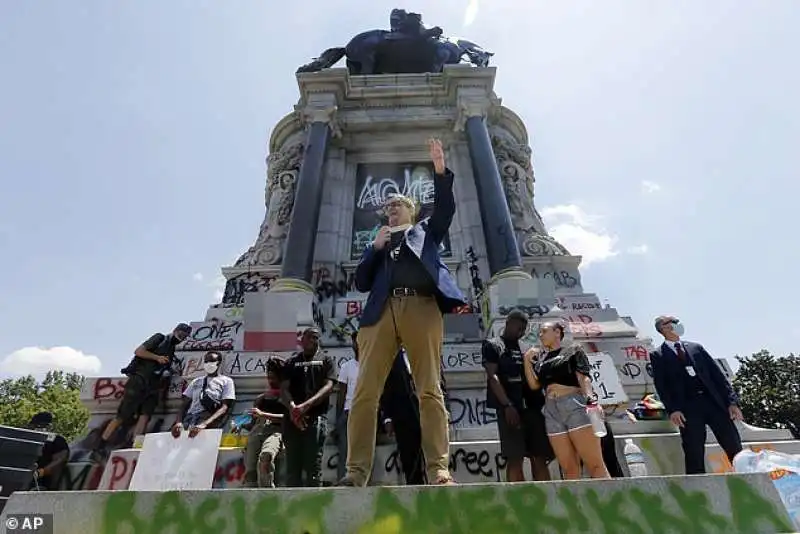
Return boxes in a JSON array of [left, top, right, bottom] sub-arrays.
[[453, 100, 488, 132], [300, 105, 342, 138]]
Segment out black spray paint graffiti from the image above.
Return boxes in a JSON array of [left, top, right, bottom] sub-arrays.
[[619, 361, 654, 382], [312, 266, 356, 302], [498, 304, 551, 317], [448, 396, 497, 427], [326, 448, 508, 483], [179, 320, 242, 351], [221, 273, 277, 306], [530, 268, 578, 289]]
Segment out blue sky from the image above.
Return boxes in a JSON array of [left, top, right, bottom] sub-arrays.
[[1, 1, 797, 378]]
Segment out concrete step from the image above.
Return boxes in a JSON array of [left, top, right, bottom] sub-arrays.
[[2, 473, 796, 533]]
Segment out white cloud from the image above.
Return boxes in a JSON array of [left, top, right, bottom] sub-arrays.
[[627, 244, 649, 255], [212, 275, 227, 301], [0, 346, 102, 378], [540, 204, 618, 267], [463, 0, 479, 27], [192, 272, 204, 282], [641, 180, 661, 194]]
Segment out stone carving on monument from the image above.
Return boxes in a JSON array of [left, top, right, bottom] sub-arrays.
[[490, 127, 570, 258], [234, 142, 304, 267], [296, 8, 493, 75]]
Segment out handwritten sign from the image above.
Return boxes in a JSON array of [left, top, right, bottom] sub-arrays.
[[586, 352, 628, 405], [129, 429, 222, 491]]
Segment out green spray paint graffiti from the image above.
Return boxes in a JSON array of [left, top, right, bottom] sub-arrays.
[[101, 477, 792, 534]]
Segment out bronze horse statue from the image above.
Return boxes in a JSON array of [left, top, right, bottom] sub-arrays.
[[297, 9, 493, 75]]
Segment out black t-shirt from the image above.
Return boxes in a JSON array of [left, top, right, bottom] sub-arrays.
[[282, 351, 337, 418], [255, 393, 288, 418], [482, 337, 544, 411], [36, 434, 69, 488], [534, 346, 592, 389], [132, 333, 178, 378], [388, 236, 437, 295]]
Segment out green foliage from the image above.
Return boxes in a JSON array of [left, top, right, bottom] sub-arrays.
[[733, 350, 800, 439], [0, 370, 90, 441]]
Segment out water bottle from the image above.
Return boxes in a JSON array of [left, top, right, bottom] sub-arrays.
[[586, 404, 607, 437], [624, 438, 649, 477]]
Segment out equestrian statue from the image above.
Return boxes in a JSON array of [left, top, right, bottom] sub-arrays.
[[296, 9, 493, 75]]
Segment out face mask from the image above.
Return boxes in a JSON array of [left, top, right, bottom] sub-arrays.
[[203, 362, 219, 374], [671, 322, 685, 337]]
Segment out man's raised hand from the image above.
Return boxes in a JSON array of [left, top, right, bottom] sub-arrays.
[[428, 138, 446, 175]]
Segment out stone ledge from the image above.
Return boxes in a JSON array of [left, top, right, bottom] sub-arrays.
[[4, 473, 795, 533]]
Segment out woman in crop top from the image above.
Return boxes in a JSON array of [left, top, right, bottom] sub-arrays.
[[522, 322, 610, 479]]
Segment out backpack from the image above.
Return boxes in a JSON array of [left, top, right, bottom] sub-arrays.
[[120, 333, 175, 376]]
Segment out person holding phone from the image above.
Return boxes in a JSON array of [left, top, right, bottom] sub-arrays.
[[340, 139, 466, 487]]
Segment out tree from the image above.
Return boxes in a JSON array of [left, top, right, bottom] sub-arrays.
[[733, 350, 800, 439], [0, 371, 90, 441]]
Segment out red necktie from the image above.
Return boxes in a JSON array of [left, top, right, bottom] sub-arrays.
[[674, 343, 687, 362]]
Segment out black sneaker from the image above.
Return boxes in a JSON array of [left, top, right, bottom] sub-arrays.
[[337, 476, 358, 487]]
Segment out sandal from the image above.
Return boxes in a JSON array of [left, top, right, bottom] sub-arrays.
[[432, 475, 456, 485]]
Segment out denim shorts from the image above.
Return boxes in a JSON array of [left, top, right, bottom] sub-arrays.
[[542, 393, 592, 435]]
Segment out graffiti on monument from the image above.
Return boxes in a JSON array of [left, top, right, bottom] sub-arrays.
[[176, 319, 243, 352], [99, 476, 793, 533], [218, 272, 278, 307], [351, 162, 452, 259]]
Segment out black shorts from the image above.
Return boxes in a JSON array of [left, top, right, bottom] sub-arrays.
[[117, 374, 161, 421], [496, 407, 554, 462]]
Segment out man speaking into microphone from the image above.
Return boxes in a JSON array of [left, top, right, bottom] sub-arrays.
[[340, 139, 466, 487]]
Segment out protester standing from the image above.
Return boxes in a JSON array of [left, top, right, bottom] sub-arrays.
[[171, 351, 236, 437], [334, 332, 360, 480], [280, 327, 337, 487], [523, 322, 609, 479], [650, 315, 743, 474], [340, 138, 467, 487], [92, 323, 191, 459], [482, 310, 553, 481], [380, 350, 426, 485], [28, 412, 69, 491], [242, 358, 287, 487]]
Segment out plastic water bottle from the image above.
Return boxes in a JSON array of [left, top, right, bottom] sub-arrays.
[[624, 438, 649, 477], [586, 404, 607, 437]]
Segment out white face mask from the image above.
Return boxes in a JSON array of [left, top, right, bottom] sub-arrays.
[[203, 362, 219, 374], [672, 322, 685, 337]]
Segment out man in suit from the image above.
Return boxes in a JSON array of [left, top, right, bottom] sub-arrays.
[[650, 315, 743, 474], [380, 349, 450, 485], [340, 138, 466, 487]]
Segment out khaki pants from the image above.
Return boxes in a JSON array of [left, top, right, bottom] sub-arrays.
[[243, 421, 283, 488], [346, 296, 449, 485]]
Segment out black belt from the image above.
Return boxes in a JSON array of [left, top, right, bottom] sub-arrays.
[[391, 287, 431, 297]]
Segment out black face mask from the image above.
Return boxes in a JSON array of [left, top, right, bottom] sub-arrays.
[[172, 334, 184, 345]]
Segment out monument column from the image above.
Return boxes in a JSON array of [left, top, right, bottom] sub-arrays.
[[457, 99, 525, 277], [275, 104, 341, 290]]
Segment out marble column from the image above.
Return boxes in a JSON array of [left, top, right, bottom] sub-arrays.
[[460, 104, 523, 276], [278, 106, 339, 286]]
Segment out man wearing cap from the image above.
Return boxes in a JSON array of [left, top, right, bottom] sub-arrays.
[[280, 327, 337, 487], [651, 315, 743, 474], [341, 138, 467, 487], [28, 412, 70, 490], [92, 323, 191, 459]]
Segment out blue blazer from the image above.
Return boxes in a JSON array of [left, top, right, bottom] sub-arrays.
[[355, 168, 467, 327], [650, 340, 739, 415]]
